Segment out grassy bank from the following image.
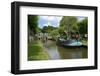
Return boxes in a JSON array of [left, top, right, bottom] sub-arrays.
[[28, 41, 49, 61]]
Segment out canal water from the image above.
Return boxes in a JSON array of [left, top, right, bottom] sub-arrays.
[[43, 40, 88, 60]]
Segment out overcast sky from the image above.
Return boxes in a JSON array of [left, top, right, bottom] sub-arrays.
[[38, 16, 86, 28]]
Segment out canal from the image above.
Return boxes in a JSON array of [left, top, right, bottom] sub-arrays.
[[43, 40, 88, 60]]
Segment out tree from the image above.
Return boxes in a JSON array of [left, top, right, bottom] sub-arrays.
[[28, 15, 39, 42], [42, 26, 48, 33], [78, 18, 88, 35], [37, 27, 42, 33], [72, 23, 79, 32], [60, 16, 77, 28], [58, 26, 65, 36], [60, 16, 77, 38], [28, 15, 38, 34], [50, 29, 59, 40], [42, 26, 57, 33]]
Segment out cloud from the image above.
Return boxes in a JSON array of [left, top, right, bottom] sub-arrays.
[[39, 16, 62, 28], [44, 22, 51, 26], [56, 17, 62, 21], [77, 16, 86, 21], [40, 16, 62, 22]]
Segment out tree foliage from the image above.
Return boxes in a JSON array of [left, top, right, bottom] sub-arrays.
[[60, 16, 77, 32], [42, 26, 57, 33], [28, 15, 39, 34], [58, 26, 65, 35], [50, 29, 59, 40], [59, 16, 78, 39], [78, 18, 88, 34]]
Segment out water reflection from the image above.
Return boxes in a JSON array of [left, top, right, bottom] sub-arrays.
[[43, 40, 60, 60], [43, 40, 88, 60], [57, 47, 87, 59]]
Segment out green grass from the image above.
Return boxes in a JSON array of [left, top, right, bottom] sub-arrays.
[[28, 41, 49, 61]]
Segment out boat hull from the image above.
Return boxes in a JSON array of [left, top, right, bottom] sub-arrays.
[[56, 40, 87, 48]]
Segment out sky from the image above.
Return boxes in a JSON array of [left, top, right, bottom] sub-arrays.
[[38, 15, 86, 28]]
